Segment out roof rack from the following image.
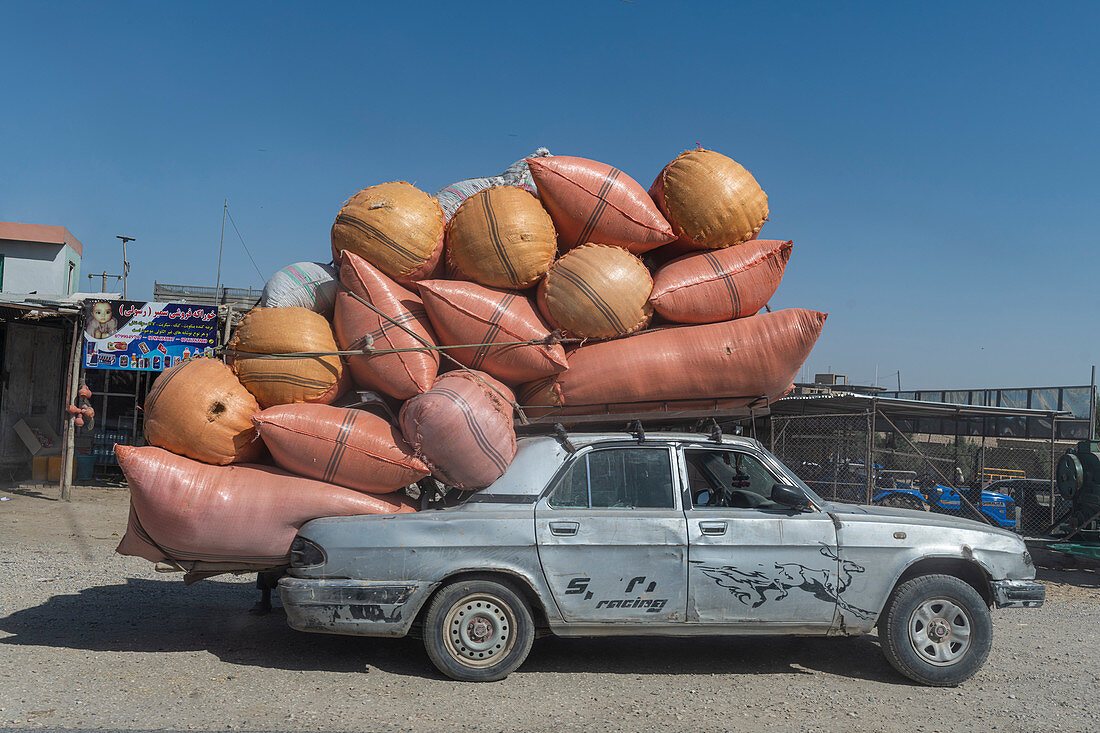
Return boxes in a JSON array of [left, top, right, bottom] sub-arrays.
[[515, 402, 769, 430]]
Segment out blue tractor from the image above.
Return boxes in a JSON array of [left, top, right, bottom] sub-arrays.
[[871, 469, 1017, 529]]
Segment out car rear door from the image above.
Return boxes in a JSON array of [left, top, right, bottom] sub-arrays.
[[534, 444, 687, 624]]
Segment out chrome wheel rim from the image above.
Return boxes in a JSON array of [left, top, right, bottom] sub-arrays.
[[442, 593, 516, 669], [908, 597, 972, 666]]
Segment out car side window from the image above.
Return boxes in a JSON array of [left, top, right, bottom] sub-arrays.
[[685, 449, 780, 510], [548, 448, 675, 509]]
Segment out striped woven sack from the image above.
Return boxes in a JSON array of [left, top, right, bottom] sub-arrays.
[[527, 155, 674, 254], [417, 279, 568, 385], [445, 186, 557, 290], [536, 244, 653, 339], [229, 307, 346, 409], [252, 404, 429, 494], [330, 181, 445, 286], [260, 261, 339, 317], [143, 357, 264, 465], [525, 308, 826, 406], [114, 445, 415, 566], [649, 240, 793, 324], [398, 370, 517, 490], [649, 148, 768, 250], [335, 250, 439, 399]]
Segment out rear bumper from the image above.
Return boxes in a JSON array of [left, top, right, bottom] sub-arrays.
[[278, 577, 437, 637], [990, 579, 1045, 608]]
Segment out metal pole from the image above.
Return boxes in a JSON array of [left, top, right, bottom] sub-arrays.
[[222, 305, 234, 351], [215, 199, 227, 303], [865, 409, 873, 504], [116, 235, 135, 299], [1051, 416, 1057, 529], [60, 317, 82, 501], [1090, 365, 1096, 442]]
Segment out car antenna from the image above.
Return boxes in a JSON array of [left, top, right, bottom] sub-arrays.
[[552, 423, 576, 453], [629, 419, 645, 444]]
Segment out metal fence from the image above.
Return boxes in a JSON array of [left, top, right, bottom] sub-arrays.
[[768, 411, 1074, 537]]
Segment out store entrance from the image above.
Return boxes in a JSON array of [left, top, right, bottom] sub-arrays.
[[83, 369, 154, 478]]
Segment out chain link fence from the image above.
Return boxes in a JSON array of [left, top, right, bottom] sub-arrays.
[[768, 411, 1074, 537]]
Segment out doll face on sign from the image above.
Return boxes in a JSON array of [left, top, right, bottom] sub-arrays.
[[92, 302, 113, 324]]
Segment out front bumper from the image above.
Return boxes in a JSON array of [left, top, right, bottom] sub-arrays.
[[990, 579, 1045, 608], [278, 577, 438, 637]]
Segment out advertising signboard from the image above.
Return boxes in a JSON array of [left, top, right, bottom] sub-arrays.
[[82, 299, 218, 371]]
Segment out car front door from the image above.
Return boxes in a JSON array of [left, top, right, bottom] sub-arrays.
[[534, 445, 687, 624], [681, 444, 846, 630]]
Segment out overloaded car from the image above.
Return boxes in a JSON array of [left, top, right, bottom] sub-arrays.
[[278, 429, 1043, 685]]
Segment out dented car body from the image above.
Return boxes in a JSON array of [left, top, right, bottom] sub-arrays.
[[278, 432, 1044, 684]]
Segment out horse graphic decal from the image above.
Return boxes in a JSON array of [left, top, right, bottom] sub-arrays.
[[691, 544, 875, 619]]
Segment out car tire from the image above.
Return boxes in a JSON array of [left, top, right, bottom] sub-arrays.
[[874, 493, 927, 512], [422, 578, 535, 682], [878, 574, 992, 686]]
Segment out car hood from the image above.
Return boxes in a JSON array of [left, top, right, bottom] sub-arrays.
[[820, 501, 1018, 539]]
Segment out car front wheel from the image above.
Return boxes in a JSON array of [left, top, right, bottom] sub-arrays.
[[423, 578, 535, 682], [878, 574, 992, 686]]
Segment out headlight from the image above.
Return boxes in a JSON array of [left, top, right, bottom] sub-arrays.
[[289, 536, 327, 568]]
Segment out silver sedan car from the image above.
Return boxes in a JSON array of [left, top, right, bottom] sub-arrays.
[[279, 431, 1043, 684]]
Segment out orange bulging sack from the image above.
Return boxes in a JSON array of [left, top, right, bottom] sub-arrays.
[[649, 148, 768, 250], [330, 181, 445, 286], [398, 370, 517, 490], [417, 279, 568, 385], [143, 357, 265, 465], [537, 244, 653, 339], [547, 309, 826, 405], [527, 155, 674, 254], [335, 251, 439, 399], [229, 307, 345, 408], [445, 186, 557, 289], [650, 240, 793, 324], [114, 445, 415, 566], [252, 404, 429, 494]]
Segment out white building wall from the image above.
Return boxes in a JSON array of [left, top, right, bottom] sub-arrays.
[[0, 241, 82, 295]]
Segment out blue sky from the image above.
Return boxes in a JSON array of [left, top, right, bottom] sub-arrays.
[[2, 1, 1097, 389]]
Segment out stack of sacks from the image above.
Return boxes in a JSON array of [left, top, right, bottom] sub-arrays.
[[120, 145, 829, 563], [513, 147, 823, 415], [119, 353, 421, 568]]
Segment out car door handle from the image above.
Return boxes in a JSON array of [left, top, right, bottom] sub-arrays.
[[549, 521, 579, 537], [699, 521, 727, 536]]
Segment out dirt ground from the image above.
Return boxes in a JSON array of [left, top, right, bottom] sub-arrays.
[[1, 484, 1098, 732]]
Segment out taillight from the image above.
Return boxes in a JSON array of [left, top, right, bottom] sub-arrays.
[[289, 536, 326, 568]]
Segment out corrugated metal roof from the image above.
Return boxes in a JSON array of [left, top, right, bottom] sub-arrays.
[[0, 292, 121, 315], [773, 391, 1070, 419]]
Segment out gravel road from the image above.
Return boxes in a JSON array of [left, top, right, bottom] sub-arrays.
[[1, 485, 1098, 732]]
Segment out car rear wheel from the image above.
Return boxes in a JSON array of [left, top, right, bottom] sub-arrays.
[[878, 574, 992, 686], [423, 578, 535, 682]]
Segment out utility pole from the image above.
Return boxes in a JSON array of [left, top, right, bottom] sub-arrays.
[[116, 235, 135, 298], [87, 271, 123, 292], [215, 199, 227, 304]]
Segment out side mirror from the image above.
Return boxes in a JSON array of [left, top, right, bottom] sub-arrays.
[[771, 484, 812, 510]]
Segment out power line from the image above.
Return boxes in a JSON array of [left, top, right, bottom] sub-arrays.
[[224, 203, 266, 283]]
